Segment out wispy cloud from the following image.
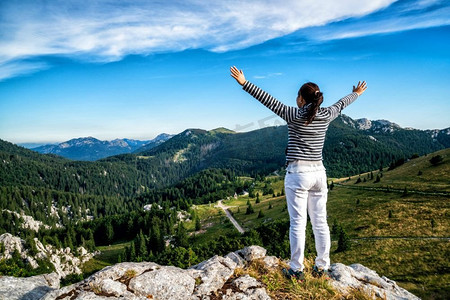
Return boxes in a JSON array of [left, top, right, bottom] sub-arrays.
[[253, 72, 283, 79], [292, 0, 450, 41], [1, 0, 448, 81]]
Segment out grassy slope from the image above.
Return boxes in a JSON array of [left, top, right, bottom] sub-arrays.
[[222, 149, 450, 299], [326, 148, 450, 299], [335, 148, 450, 193], [83, 149, 449, 299]]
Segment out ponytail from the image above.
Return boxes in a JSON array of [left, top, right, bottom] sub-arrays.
[[299, 82, 323, 125]]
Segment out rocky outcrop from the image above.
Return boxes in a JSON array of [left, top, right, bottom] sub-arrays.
[[2, 209, 51, 232], [0, 273, 59, 300], [0, 245, 420, 300], [330, 263, 420, 300], [0, 233, 95, 278], [0, 246, 271, 300]]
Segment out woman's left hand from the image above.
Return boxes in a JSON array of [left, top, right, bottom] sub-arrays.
[[230, 66, 246, 86]]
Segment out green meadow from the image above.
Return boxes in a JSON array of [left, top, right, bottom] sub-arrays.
[[85, 149, 449, 299], [219, 149, 450, 299]]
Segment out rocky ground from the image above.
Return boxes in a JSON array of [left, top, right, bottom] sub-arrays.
[[0, 245, 420, 300], [0, 233, 95, 278]]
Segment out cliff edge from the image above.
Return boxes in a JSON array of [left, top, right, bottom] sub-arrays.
[[0, 245, 420, 300]]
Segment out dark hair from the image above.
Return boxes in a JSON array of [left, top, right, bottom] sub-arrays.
[[299, 82, 323, 125]]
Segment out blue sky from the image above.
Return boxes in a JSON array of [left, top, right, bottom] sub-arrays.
[[0, 0, 449, 144]]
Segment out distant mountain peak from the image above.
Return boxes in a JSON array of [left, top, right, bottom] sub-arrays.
[[31, 135, 173, 161], [209, 127, 235, 134]]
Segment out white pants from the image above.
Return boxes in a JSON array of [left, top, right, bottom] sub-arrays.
[[284, 160, 330, 271]]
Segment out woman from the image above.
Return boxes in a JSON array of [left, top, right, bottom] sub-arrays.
[[230, 66, 367, 280]]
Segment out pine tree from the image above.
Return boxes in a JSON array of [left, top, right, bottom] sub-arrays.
[[336, 227, 351, 252], [246, 203, 254, 215], [175, 222, 189, 248], [105, 220, 114, 244], [257, 210, 265, 218], [195, 217, 201, 231], [129, 241, 137, 261], [374, 175, 381, 183], [137, 230, 147, 258]]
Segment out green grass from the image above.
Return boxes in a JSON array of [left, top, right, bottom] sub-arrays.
[[187, 203, 238, 244], [331, 239, 450, 299], [325, 152, 450, 299], [212, 149, 450, 299], [338, 148, 450, 193], [81, 241, 130, 276], [328, 187, 449, 238]]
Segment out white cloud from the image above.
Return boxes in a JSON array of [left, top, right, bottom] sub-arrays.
[[1, 0, 447, 80], [309, 2, 450, 41], [0, 60, 49, 80], [253, 72, 283, 79]]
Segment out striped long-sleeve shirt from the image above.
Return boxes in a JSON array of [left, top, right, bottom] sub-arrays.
[[243, 81, 359, 162]]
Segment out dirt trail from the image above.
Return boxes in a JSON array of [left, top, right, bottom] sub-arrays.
[[216, 200, 245, 234]]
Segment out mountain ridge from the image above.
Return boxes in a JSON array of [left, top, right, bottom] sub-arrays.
[[31, 134, 173, 161], [23, 115, 450, 162]]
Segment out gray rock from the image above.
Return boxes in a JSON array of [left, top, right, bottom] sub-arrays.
[[226, 275, 271, 300], [262, 256, 278, 269], [330, 263, 420, 300], [97, 278, 127, 297], [43, 262, 161, 300], [240, 246, 267, 262], [128, 265, 195, 300], [0, 273, 56, 300], [65, 291, 114, 299], [232, 274, 262, 291], [0, 233, 95, 279], [246, 288, 272, 300], [1, 245, 420, 300], [225, 251, 246, 268], [43, 272, 61, 288], [190, 255, 237, 296], [85, 261, 160, 284], [0, 233, 26, 260]]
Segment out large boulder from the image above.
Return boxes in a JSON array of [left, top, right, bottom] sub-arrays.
[[330, 263, 420, 300], [0, 272, 59, 300], [189, 255, 237, 297]]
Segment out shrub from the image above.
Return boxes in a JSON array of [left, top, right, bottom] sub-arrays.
[[336, 228, 351, 252], [429, 155, 443, 166]]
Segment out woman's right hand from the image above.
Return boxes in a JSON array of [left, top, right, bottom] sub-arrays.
[[230, 66, 246, 86], [353, 81, 367, 96]]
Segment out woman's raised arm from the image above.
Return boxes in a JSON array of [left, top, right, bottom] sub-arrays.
[[230, 66, 247, 86]]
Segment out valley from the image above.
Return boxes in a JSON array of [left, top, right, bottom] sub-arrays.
[[79, 148, 449, 299], [1, 119, 449, 299]]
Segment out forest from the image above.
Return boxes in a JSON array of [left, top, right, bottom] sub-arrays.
[[0, 116, 448, 279]]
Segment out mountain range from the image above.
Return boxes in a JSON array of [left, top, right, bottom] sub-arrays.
[[30, 134, 173, 161], [1, 114, 448, 202], [23, 116, 450, 167]]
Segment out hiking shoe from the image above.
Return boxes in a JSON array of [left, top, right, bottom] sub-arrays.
[[282, 268, 305, 281], [312, 265, 330, 280]]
